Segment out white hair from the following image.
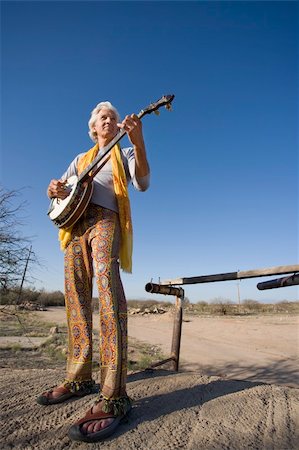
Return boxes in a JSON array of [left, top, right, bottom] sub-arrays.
[[88, 101, 120, 142]]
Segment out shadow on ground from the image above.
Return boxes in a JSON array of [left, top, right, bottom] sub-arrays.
[[178, 358, 299, 388]]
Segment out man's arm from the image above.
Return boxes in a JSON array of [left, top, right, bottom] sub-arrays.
[[47, 154, 81, 199], [118, 114, 150, 178]]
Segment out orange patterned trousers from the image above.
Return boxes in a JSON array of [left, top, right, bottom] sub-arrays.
[[64, 204, 127, 399]]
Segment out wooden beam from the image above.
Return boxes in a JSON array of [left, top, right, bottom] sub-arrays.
[[161, 264, 299, 286]]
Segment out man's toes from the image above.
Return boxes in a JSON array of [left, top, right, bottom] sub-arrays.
[[50, 385, 65, 399], [85, 418, 114, 434], [93, 421, 103, 432], [86, 422, 95, 434], [101, 418, 114, 429], [52, 390, 61, 399]]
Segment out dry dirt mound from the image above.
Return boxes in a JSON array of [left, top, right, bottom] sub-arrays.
[[0, 368, 298, 450]]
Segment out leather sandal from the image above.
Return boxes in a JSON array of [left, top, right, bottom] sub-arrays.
[[68, 401, 132, 442], [36, 384, 92, 406]]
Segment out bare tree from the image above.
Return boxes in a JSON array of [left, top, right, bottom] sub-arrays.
[[0, 186, 37, 292]]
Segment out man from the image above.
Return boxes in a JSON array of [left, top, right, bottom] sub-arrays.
[[37, 101, 150, 442]]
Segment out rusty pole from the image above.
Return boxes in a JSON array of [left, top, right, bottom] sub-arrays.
[[257, 273, 299, 290], [170, 295, 183, 371], [145, 283, 184, 371]]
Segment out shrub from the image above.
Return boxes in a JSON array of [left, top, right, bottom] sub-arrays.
[[242, 299, 261, 313], [127, 299, 172, 311], [191, 301, 208, 314], [0, 287, 65, 307], [38, 291, 65, 307], [0, 287, 40, 305]]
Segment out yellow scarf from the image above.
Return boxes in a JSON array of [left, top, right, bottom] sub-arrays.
[[58, 143, 133, 273]]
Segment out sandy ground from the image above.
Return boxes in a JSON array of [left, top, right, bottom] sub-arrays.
[[1, 308, 298, 449], [33, 307, 299, 387], [129, 313, 299, 388]]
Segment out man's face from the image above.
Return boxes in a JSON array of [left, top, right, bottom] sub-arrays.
[[94, 108, 118, 142]]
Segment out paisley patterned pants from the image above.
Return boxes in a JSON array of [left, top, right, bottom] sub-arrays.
[[64, 204, 127, 399]]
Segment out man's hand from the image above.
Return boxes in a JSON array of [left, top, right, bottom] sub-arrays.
[[117, 114, 144, 148], [117, 114, 150, 178], [47, 179, 70, 199]]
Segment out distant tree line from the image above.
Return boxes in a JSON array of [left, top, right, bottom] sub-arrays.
[[0, 286, 297, 314], [0, 287, 65, 307], [188, 299, 299, 315]]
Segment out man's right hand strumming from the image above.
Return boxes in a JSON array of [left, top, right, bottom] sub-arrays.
[[47, 179, 70, 199]]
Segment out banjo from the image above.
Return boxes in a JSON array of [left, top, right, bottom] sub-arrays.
[[48, 94, 175, 229]]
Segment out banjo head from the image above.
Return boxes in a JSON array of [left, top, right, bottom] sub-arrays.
[[48, 175, 94, 228], [48, 175, 79, 221]]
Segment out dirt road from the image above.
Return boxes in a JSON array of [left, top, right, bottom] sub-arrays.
[[34, 308, 299, 387], [129, 313, 299, 388]]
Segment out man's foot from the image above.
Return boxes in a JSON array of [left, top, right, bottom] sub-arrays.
[[36, 382, 93, 405], [68, 397, 132, 442], [81, 401, 114, 435], [36, 384, 74, 405]]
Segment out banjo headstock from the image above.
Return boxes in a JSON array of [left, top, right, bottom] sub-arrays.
[[138, 95, 175, 118]]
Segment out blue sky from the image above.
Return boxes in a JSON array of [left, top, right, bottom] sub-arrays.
[[1, 1, 298, 303]]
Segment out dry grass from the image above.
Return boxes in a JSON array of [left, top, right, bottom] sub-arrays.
[[0, 309, 166, 372], [0, 308, 59, 337], [184, 300, 299, 316]]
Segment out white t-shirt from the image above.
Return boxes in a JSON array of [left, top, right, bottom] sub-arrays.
[[61, 147, 150, 213]]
